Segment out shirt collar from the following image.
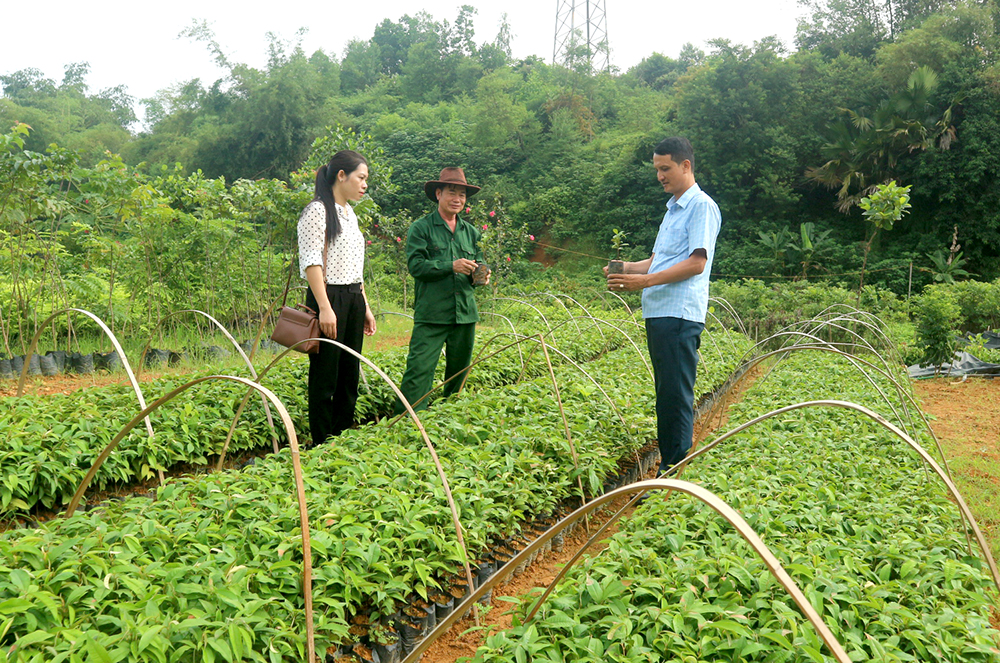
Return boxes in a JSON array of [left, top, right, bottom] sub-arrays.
[[667, 182, 703, 210], [432, 209, 463, 227]]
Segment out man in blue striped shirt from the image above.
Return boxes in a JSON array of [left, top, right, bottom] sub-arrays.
[[606, 137, 722, 474]]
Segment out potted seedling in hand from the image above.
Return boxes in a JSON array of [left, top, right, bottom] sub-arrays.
[[607, 228, 629, 274]]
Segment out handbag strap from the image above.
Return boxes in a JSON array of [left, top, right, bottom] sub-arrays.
[[280, 222, 329, 308]]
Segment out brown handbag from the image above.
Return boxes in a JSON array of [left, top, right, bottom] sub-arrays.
[[271, 303, 321, 354]]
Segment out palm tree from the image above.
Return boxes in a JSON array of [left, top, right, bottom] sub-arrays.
[[807, 66, 960, 212]]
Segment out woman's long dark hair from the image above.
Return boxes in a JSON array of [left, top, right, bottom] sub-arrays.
[[314, 150, 368, 245]]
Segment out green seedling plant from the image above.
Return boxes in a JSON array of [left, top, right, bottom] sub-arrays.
[[470, 351, 1000, 663], [858, 180, 912, 292], [0, 309, 748, 662]]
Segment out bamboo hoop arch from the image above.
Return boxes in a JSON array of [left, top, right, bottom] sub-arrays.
[[61, 375, 319, 663], [405, 479, 852, 663], [249, 285, 309, 362], [741, 342, 952, 481], [135, 308, 280, 453], [479, 311, 525, 371], [492, 297, 552, 330], [16, 308, 160, 481], [813, 304, 901, 359], [590, 287, 636, 319], [794, 317, 918, 432], [532, 292, 582, 334], [225, 336, 483, 626], [532, 315, 651, 379], [396, 331, 626, 428], [708, 296, 749, 338], [671, 399, 997, 590], [807, 312, 910, 379], [740, 332, 909, 435]]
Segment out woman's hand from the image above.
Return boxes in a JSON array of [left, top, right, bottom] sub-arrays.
[[364, 308, 377, 336], [319, 307, 338, 340]]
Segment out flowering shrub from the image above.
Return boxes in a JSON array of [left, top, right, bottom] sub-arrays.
[[463, 193, 528, 281]]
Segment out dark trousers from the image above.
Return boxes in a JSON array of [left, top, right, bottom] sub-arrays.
[[394, 322, 476, 414], [305, 283, 366, 444], [645, 316, 704, 473]]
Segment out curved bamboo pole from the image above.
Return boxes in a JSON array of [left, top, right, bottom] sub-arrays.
[[479, 311, 525, 371], [492, 296, 552, 330], [533, 292, 582, 334], [388, 331, 626, 429], [135, 308, 280, 453], [248, 285, 309, 362], [537, 333, 590, 523], [708, 296, 748, 337], [742, 343, 952, 481], [673, 400, 998, 593], [17, 307, 155, 439], [780, 306, 906, 374], [809, 312, 909, 378], [222, 337, 482, 627], [590, 287, 636, 319], [62, 375, 319, 663], [797, 317, 917, 434], [741, 331, 907, 432], [405, 479, 852, 663], [559, 294, 615, 350], [535, 314, 651, 379]]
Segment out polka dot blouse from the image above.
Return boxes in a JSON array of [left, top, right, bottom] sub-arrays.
[[297, 200, 365, 284]]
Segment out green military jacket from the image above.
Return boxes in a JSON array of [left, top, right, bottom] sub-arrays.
[[406, 209, 484, 324]]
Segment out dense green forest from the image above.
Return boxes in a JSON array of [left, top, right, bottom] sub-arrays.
[[2, 0, 999, 350]]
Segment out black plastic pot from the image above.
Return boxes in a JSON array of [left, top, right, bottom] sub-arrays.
[[475, 561, 496, 605], [433, 594, 454, 622], [22, 354, 41, 376], [397, 618, 421, 656], [95, 351, 122, 372], [70, 352, 94, 374], [47, 350, 68, 373], [607, 259, 625, 275], [198, 345, 230, 360], [145, 349, 170, 367], [0, 358, 12, 379], [373, 639, 400, 663], [39, 354, 59, 376], [352, 643, 380, 662]]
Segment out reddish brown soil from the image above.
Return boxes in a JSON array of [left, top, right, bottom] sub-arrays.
[[913, 378, 1000, 469], [0, 370, 169, 398], [419, 371, 760, 663], [421, 495, 633, 663]]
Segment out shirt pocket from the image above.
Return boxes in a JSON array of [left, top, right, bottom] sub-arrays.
[[654, 213, 690, 258]]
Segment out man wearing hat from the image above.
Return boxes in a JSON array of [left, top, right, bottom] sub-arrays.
[[394, 167, 490, 414]]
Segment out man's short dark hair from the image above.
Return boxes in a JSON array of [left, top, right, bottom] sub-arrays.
[[654, 137, 695, 171]]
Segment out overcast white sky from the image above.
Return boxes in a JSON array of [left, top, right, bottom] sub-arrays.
[[2, 0, 801, 119]]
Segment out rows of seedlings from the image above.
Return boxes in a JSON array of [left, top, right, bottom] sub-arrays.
[[0, 308, 750, 661], [0, 303, 638, 517], [467, 349, 1000, 663]]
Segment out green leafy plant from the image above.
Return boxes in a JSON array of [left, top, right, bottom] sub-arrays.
[[915, 286, 961, 370], [610, 228, 629, 261], [858, 180, 912, 292]]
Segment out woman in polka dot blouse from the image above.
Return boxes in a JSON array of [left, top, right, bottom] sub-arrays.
[[297, 150, 377, 444]]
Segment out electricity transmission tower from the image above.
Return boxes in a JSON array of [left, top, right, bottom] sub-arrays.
[[552, 0, 611, 73]]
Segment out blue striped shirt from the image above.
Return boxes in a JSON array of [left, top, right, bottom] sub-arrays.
[[641, 183, 721, 323]]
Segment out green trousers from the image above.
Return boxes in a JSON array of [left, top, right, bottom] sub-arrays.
[[394, 322, 476, 414]]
